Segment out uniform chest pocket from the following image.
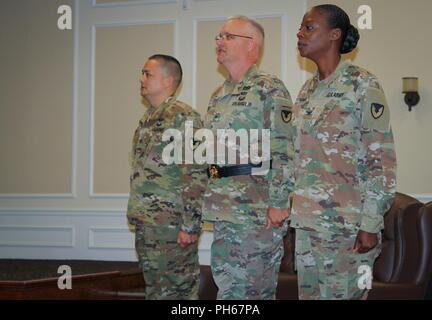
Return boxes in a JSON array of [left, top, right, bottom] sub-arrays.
[[145, 118, 177, 146], [230, 90, 255, 108], [325, 104, 356, 126], [231, 92, 264, 129], [148, 118, 166, 131], [319, 107, 358, 145]]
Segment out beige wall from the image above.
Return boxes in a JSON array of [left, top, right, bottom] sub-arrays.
[[93, 24, 174, 194], [307, 0, 432, 195], [1, 0, 431, 199], [0, 0, 431, 262], [0, 0, 73, 194]]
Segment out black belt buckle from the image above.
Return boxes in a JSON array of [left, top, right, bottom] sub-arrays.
[[207, 161, 272, 179], [208, 165, 220, 179]]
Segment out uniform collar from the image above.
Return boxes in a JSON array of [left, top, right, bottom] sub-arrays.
[[236, 64, 259, 85], [302, 60, 353, 130], [141, 95, 176, 122], [221, 64, 259, 95], [160, 95, 175, 107], [314, 59, 351, 87]]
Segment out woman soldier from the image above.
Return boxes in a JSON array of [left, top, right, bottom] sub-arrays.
[[290, 4, 397, 299]]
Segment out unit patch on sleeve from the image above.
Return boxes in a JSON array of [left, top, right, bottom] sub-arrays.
[[362, 87, 390, 132], [281, 109, 292, 123]]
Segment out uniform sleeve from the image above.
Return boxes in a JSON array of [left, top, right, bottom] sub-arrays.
[[129, 122, 141, 166], [358, 79, 397, 233], [126, 125, 141, 227], [177, 111, 207, 234], [266, 80, 295, 209]]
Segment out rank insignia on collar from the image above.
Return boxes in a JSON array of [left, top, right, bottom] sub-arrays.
[[281, 109, 292, 123], [371, 103, 385, 119], [213, 112, 221, 121]]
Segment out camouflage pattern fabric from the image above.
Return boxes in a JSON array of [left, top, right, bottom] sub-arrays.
[[211, 219, 288, 300], [203, 64, 295, 225], [135, 224, 200, 300], [290, 60, 396, 300], [127, 96, 205, 234], [203, 65, 294, 299], [290, 60, 397, 234], [127, 97, 206, 299], [295, 228, 381, 300]]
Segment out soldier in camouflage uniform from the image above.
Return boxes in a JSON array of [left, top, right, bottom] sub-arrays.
[[291, 5, 397, 299], [202, 16, 295, 300], [127, 54, 206, 300]]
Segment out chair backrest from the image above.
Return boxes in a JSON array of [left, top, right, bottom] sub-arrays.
[[281, 192, 432, 292], [374, 193, 432, 294], [280, 227, 295, 274], [373, 192, 422, 282], [404, 202, 432, 285]]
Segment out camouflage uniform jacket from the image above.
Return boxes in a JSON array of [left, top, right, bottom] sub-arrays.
[[127, 97, 205, 234], [290, 60, 397, 234], [202, 65, 295, 225]]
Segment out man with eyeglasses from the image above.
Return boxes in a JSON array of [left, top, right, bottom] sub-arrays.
[[202, 15, 295, 299]]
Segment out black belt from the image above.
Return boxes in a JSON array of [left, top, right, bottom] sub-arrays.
[[207, 161, 272, 179]]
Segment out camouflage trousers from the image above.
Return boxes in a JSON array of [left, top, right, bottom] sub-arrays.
[[295, 228, 382, 300], [135, 224, 200, 300], [211, 220, 287, 300]]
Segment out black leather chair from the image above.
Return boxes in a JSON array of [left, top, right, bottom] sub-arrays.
[[199, 193, 432, 300], [368, 193, 432, 299]]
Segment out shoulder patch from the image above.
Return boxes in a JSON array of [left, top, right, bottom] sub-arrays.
[[274, 97, 293, 126], [371, 103, 385, 119], [281, 109, 292, 123], [362, 87, 390, 132]]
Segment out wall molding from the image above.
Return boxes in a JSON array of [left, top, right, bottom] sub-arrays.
[[0, 194, 76, 199], [1, 192, 431, 216], [0, 225, 75, 248], [92, 0, 177, 9], [88, 227, 134, 249], [88, 19, 177, 199], [89, 193, 130, 199], [414, 194, 432, 203], [0, 208, 211, 264], [0, 0, 79, 201], [71, 0, 79, 199], [0, 207, 126, 216]]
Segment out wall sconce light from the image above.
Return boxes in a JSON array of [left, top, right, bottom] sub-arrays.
[[402, 77, 420, 111]]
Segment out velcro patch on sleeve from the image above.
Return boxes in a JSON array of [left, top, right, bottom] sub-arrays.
[[275, 97, 293, 126], [361, 87, 390, 132]]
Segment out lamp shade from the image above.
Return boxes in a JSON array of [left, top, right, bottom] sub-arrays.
[[402, 77, 418, 93]]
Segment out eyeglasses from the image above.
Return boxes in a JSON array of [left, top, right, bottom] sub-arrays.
[[215, 32, 253, 41]]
